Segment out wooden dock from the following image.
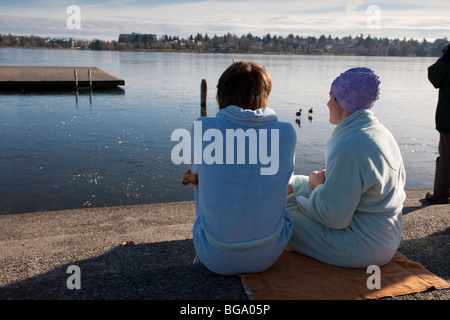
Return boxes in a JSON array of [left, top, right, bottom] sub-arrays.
[[0, 66, 125, 90]]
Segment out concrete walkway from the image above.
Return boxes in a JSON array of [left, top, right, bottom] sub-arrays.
[[0, 189, 448, 300]]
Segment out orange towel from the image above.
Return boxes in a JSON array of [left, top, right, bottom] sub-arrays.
[[240, 251, 449, 300]]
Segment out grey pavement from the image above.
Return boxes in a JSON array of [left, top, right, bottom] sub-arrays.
[[0, 189, 448, 300]]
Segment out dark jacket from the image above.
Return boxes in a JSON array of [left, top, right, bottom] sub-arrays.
[[428, 55, 450, 133]]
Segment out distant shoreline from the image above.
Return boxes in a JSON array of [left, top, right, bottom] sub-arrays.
[[1, 33, 446, 58], [0, 46, 441, 59]]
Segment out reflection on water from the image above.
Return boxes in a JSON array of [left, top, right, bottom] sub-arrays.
[[0, 48, 440, 214]]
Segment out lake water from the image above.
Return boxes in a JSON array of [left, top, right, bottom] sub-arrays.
[[0, 48, 441, 214]]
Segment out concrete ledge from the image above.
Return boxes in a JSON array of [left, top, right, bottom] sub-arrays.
[[0, 189, 448, 300]]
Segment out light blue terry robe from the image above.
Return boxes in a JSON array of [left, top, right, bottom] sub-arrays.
[[287, 109, 406, 268], [190, 105, 296, 275]]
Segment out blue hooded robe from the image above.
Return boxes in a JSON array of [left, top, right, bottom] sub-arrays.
[[287, 109, 406, 268], [190, 105, 296, 275]]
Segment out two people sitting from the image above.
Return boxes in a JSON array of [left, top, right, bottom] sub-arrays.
[[183, 61, 406, 275]]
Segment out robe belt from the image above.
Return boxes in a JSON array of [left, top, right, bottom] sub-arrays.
[[356, 207, 402, 216], [203, 218, 285, 251]]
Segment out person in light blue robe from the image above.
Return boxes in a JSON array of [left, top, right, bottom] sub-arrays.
[[185, 61, 296, 275], [287, 67, 406, 268]]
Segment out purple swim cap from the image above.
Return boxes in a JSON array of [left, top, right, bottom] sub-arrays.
[[330, 67, 381, 113]]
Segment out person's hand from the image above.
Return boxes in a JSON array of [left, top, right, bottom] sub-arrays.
[[308, 166, 326, 189], [288, 184, 294, 195], [182, 169, 198, 187]]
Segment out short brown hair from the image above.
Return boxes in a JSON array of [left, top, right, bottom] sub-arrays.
[[216, 61, 272, 110]]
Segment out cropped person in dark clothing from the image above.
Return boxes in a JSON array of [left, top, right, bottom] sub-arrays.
[[426, 44, 450, 204]]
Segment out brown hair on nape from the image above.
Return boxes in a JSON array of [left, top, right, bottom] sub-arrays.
[[216, 61, 272, 111]]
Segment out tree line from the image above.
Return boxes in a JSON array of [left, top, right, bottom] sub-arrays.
[[0, 32, 447, 57]]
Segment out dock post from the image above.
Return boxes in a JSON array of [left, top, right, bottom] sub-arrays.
[[201, 79, 207, 117], [88, 68, 93, 105], [74, 68, 79, 104], [88, 68, 92, 90], [74, 68, 78, 91]]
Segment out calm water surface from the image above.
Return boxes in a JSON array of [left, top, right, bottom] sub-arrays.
[[0, 48, 440, 214]]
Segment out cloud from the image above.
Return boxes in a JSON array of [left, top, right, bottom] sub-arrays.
[[0, 0, 448, 41], [345, 0, 364, 12]]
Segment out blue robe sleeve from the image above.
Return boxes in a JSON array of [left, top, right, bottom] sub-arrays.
[[306, 148, 362, 229]]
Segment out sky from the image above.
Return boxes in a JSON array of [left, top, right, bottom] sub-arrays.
[[0, 0, 448, 42]]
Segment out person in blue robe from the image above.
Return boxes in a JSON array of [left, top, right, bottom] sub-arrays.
[[287, 67, 406, 268]]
